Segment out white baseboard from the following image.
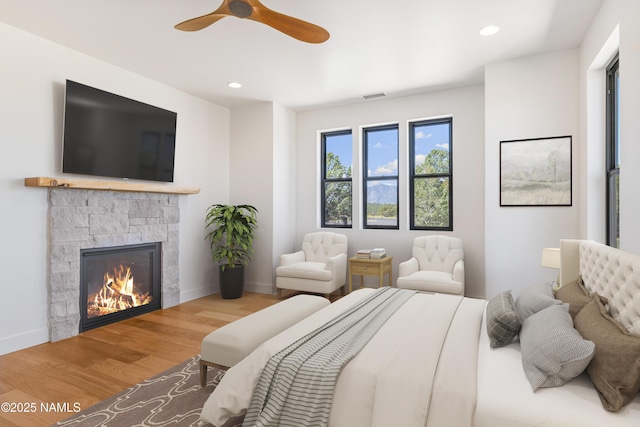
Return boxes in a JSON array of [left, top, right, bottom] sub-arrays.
[[244, 281, 275, 295], [1, 282, 274, 356], [0, 328, 49, 356], [180, 285, 217, 303], [179, 281, 274, 302]]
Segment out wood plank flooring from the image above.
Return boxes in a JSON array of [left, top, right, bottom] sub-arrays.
[[0, 291, 293, 427]]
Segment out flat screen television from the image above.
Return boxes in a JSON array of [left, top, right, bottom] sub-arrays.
[[62, 80, 177, 182]]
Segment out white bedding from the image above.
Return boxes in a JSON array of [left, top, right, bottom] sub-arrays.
[[201, 238, 640, 427], [474, 309, 640, 427], [200, 288, 486, 427]]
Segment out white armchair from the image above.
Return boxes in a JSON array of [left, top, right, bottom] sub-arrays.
[[276, 232, 348, 298], [396, 235, 465, 295]]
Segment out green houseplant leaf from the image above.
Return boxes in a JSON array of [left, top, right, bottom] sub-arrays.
[[205, 204, 258, 271]]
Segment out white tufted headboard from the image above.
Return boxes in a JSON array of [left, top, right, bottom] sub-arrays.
[[559, 239, 640, 335]]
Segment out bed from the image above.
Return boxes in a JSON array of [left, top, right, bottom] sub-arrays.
[[200, 239, 640, 427]]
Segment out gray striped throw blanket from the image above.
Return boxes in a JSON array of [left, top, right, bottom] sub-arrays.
[[242, 287, 416, 427]]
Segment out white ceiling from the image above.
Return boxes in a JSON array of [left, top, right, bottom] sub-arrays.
[[0, 0, 603, 111]]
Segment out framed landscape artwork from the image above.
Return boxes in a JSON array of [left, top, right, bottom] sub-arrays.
[[500, 136, 572, 206]]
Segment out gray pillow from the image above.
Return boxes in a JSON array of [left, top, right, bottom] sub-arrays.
[[486, 291, 521, 347], [520, 304, 595, 391], [515, 282, 562, 321]]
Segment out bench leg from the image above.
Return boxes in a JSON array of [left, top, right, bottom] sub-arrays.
[[199, 359, 230, 387], [199, 359, 208, 387]]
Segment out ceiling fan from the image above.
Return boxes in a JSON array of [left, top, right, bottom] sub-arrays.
[[175, 0, 330, 44]]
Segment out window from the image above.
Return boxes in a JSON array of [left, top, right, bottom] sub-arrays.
[[409, 118, 453, 230], [606, 55, 620, 247], [321, 130, 352, 227], [363, 124, 399, 229]]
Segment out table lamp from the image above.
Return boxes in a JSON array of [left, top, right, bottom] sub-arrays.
[[541, 247, 561, 290]]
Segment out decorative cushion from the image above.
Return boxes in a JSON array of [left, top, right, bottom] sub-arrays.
[[554, 276, 608, 319], [515, 282, 563, 322], [574, 296, 640, 412], [486, 290, 521, 347], [275, 262, 332, 281], [520, 304, 595, 391], [396, 271, 464, 295]]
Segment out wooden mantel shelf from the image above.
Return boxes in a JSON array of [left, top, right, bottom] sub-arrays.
[[25, 177, 200, 195]]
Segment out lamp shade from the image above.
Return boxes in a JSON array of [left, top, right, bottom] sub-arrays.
[[541, 247, 560, 269]]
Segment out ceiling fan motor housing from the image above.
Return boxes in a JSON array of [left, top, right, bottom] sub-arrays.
[[174, 0, 330, 43], [229, 0, 253, 18]]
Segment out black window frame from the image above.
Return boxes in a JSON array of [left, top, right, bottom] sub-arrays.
[[409, 117, 453, 231], [362, 124, 399, 230], [320, 129, 353, 228], [606, 54, 620, 247]]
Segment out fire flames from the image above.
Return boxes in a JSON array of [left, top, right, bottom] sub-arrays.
[[87, 265, 152, 318]]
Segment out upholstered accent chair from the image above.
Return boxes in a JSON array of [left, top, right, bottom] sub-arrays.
[[275, 232, 348, 298], [396, 235, 465, 295]]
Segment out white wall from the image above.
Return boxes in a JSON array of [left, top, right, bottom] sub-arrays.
[[230, 102, 297, 294], [224, 0, 640, 305], [0, 23, 230, 355], [296, 85, 486, 298], [484, 50, 580, 299], [483, 0, 640, 301], [580, 0, 640, 253], [618, 3, 640, 254], [4, 0, 639, 356], [271, 104, 297, 290], [229, 103, 274, 293]]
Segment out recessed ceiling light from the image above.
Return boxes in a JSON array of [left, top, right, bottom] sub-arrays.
[[479, 25, 500, 36], [227, 82, 242, 89]]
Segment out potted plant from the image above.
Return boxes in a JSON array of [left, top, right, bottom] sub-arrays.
[[205, 204, 258, 299]]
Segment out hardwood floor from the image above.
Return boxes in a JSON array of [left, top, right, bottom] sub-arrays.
[[0, 291, 289, 427]]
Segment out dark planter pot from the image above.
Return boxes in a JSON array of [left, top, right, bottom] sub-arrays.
[[219, 265, 244, 299]]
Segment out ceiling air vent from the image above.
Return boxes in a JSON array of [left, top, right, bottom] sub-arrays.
[[362, 92, 386, 100]]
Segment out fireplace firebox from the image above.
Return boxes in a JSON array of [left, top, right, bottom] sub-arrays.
[[80, 242, 161, 332]]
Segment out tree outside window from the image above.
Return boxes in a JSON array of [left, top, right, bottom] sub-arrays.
[[363, 125, 399, 229], [410, 118, 453, 230], [321, 130, 352, 227]]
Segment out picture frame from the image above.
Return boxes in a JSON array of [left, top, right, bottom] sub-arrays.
[[500, 135, 572, 206]]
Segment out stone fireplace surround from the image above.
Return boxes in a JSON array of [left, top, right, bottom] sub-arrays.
[[48, 188, 181, 342]]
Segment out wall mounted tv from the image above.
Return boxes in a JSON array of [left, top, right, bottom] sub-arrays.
[[62, 80, 177, 183]]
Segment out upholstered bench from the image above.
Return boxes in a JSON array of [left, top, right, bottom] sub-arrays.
[[200, 294, 330, 386]]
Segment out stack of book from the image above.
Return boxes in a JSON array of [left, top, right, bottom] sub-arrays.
[[356, 249, 372, 259], [355, 248, 387, 259], [370, 248, 387, 259]]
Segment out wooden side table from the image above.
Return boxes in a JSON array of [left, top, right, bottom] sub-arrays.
[[348, 256, 393, 293]]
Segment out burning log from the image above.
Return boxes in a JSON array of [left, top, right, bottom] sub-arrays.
[[87, 265, 153, 319]]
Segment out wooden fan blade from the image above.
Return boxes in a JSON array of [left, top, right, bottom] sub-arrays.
[[175, 0, 233, 32], [175, 13, 228, 31], [249, 3, 330, 44]]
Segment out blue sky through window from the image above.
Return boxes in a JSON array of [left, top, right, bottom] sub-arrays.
[[366, 127, 398, 177], [325, 132, 352, 177], [325, 121, 450, 178], [413, 122, 450, 172]]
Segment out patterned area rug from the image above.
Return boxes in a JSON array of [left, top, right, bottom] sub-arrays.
[[53, 355, 241, 427]]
